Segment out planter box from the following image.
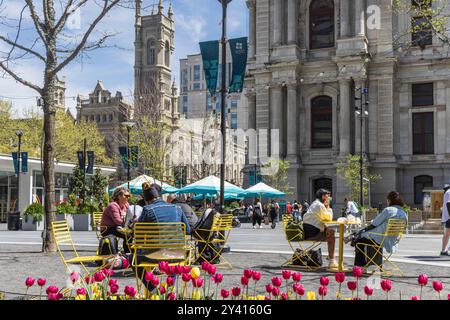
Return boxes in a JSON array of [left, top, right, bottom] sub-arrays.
[[21, 216, 44, 231], [66, 214, 74, 230], [73, 214, 92, 231], [55, 214, 66, 221]]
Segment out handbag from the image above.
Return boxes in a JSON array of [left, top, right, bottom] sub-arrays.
[[292, 248, 323, 267], [285, 220, 305, 241]]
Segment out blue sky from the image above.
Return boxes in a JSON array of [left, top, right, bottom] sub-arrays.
[[0, 0, 248, 116]]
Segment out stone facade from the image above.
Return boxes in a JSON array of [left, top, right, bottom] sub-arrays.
[[245, 0, 450, 209]]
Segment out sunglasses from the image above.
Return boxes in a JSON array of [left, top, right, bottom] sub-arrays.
[[123, 194, 131, 198]]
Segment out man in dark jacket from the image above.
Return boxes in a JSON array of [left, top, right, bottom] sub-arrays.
[[170, 197, 198, 229]]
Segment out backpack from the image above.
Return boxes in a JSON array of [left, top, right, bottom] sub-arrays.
[[254, 205, 262, 217], [96, 235, 119, 265]]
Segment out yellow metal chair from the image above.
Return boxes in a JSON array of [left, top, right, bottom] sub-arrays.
[[51, 220, 114, 274], [130, 222, 194, 291], [92, 212, 105, 240], [355, 219, 406, 276], [281, 216, 323, 271], [193, 214, 234, 269]]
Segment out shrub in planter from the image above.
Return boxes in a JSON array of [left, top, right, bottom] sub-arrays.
[[23, 203, 44, 224]]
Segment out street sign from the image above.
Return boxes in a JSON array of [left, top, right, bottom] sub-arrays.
[[21, 152, 28, 173], [11, 152, 18, 176], [228, 37, 248, 93], [86, 151, 94, 174], [77, 151, 85, 171], [119, 146, 128, 169]]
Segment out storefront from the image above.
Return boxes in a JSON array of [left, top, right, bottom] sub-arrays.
[[0, 154, 116, 222]]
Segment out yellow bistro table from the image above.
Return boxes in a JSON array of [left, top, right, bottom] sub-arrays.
[[324, 220, 362, 272]]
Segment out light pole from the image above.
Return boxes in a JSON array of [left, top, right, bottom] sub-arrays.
[[122, 121, 135, 190], [15, 130, 23, 212], [218, 0, 232, 213], [355, 86, 369, 207]]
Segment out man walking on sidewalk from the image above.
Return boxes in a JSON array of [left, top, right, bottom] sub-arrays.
[[440, 183, 450, 256]]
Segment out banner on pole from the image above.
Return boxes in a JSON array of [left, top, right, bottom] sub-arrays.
[[228, 37, 248, 93], [199, 40, 220, 97], [11, 152, 18, 176], [119, 146, 128, 169], [130, 146, 139, 168], [86, 151, 94, 174], [77, 151, 85, 171], [21, 152, 28, 173]]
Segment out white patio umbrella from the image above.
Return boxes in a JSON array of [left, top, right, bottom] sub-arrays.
[[239, 182, 285, 199], [176, 175, 245, 195]]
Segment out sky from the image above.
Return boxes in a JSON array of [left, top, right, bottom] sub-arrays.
[[0, 0, 248, 117]]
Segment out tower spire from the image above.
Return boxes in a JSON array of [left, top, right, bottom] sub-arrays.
[[158, 0, 164, 14], [168, 1, 173, 20]]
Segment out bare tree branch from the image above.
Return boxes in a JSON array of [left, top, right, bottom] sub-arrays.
[[0, 35, 45, 61], [0, 61, 42, 94], [25, 0, 48, 45]]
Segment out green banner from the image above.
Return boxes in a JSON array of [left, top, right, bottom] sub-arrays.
[[199, 40, 220, 97], [228, 37, 248, 93]]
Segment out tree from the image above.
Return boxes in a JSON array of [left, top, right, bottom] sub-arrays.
[[336, 155, 381, 205], [261, 158, 293, 200], [69, 166, 84, 198], [0, 0, 131, 252], [91, 168, 108, 204]]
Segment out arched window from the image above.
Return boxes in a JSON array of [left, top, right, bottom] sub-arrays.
[[414, 175, 433, 204], [165, 41, 170, 67], [313, 178, 333, 197], [147, 40, 156, 65], [310, 0, 335, 49], [311, 96, 332, 148]]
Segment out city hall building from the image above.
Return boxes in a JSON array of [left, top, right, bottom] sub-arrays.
[[244, 0, 450, 208]]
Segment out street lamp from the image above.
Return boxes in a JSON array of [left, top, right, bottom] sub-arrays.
[[121, 121, 135, 190], [355, 86, 369, 207], [15, 130, 23, 212]]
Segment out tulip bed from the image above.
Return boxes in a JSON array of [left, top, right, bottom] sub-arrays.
[[21, 263, 447, 300]]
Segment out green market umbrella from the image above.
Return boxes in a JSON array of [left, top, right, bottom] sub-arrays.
[[109, 174, 179, 195], [239, 182, 285, 199]]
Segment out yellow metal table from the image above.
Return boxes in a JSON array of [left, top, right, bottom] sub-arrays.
[[324, 221, 362, 272]]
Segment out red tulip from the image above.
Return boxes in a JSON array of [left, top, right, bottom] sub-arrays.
[[411, 296, 420, 300], [334, 272, 346, 283], [418, 274, 428, 286], [150, 276, 159, 287], [110, 285, 119, 294], [265, 284, 273, 293], [124, 285, 136, 297], [159, 286, 166, 295], [159, 261, 169, 272], [281, 292, 288, 300], [182, 273, 191, 282], [231, 287, 241, 297], [102, 268, 114, 277], [84, 276, 92, 284], [108, 279, 118, 287], [252, 271, 261, 281], [433, 281, 443, 292], [318, 286, 327, 297], [221, 289, 230, 299], [167, 277, 175, 287], [364, 286, 373, 296], [320, 277, 329, 287], [241, 276, 249, 286], [352, 266, 363, 278], [447, 293, 450, 300], [213, 273, 223, 284], [282, 270, 291, 280], [47, 293, 58, 300], [168, 292, 177, 300], [292, 272, 302, 282], [243, 269, 253, 279], [166, 266, 175, 276], [201, 261, 211, 271], [352, 297, 361, 300], [174, 265, 183, 275], [183, 266, 191, 274], [192, 278, 204, 288], [93, 272, 105, 282], [25, 277, 35, 287], [46, 286, 59, 295], [380, 279, 392, 292], [293, 283, 303, 294], [145, 272, 155, 282], [271, 287, 280, 297], [208, 264, 217, 275], [121, 258, 129, 269], [37, 278, 46, 287], [297, 286, 305, 296], [76, 288, 87, 295], [347, 281, 357, 291], [271, 276, 283, 287]]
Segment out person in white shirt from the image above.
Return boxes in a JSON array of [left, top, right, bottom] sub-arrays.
[[344, 198, 360, 218], [303, 189, 337, 269], [440, 184, 450, 256]]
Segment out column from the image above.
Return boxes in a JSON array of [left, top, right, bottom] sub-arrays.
[[247, 0, 256, 58], [355, 0, 366, 36], [273, 0, 283, 45], [354, 80, 365, 154], [340, 0, 350, 37], [339, 79, 351, 156], [287, 83, 298, 159], [246, 92, 256, 130], [270, 84, 283, 157], [287, 0, 297, 44]]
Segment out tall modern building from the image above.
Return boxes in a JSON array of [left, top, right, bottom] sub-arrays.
[[245, 0, 450, 208]]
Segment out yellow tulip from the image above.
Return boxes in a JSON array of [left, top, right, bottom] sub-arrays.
[[257, 295, 266, 300], [161, 282, 167, 288], [337, 292, 342, 300], [192, 290, 201, 300], [344, 298, 352, 301], [109, 296, 117, 300], [307, 291, 316, 300], [75, 295, 86, 300], [190, 267, 201, 279], [150, 294, 160, 300]]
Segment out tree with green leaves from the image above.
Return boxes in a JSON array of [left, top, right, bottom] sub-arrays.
[[261, 158, 293, 200], [91, 168, 109, 204]]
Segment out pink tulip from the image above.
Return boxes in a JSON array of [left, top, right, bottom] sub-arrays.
[[433, 281, 443, 292], [447, 294, 450, 300], [93, 272, 105, 282], [168, 292, 177, 300], [380, 279, 392, 292], [192, 278, 204, 288], [297, 286, 305, 296], [265, 296, 271, 300], [124, 285, 136, 297], [174, 265, 183, 275], [84, 276, 92, 284], [167, 277, 175, 287], [110, 285, 119, 294], [281, 292, 288, 300], [221, 289, 230, 299], [150, 276, 159, 287], [292, 272, 302, 282], [347, 281, 357, 291], [265, 284, 273, 293], [231, 287, 241, 297], [121, 258, 129, 269], [102, 268, 114, 277], [364, 286, 373, 296], [352, 266, 363, 278], [201, 261, 211, 271], [243, 269, 253, 279], [208, 264, 217, 275], [145, 272, 155, 282], [76, 288, 87, 295], [69, 272, 80, 283], [108, 279, 118, 287], [418, 274, 428, 286], [182, 273, 191, 282], [159, 261, 169, 272], [282, 270, 292, 280], [213, 273, 223, 284], [412, 296, 420, 300], [241, 276, 249, 286], [166, 266, 175, 276], [318, 286, 327, 297], [46, 286, 59, 295], [320, 277, 329, 287], [25, 277, 35, 287], [252, 271, 261, 281], [271, 287, 280, 297], [159, 286, 166, 295], [182, 266, 191, 274], [271, 276, 283, 287], [47, 293, 58, 300], [37, 278, 46, 287], [293, 283, 303, 294], [334, 272, 346, 283]]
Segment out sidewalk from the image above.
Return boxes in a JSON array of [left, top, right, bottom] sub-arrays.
[[1, 243, 449, 300]]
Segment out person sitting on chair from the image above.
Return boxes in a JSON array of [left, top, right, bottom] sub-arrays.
[[344, 198, 361, 219], [353, 191, 407, 270], [100, 187, 131, 253], [302, 189, 337, 269]]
